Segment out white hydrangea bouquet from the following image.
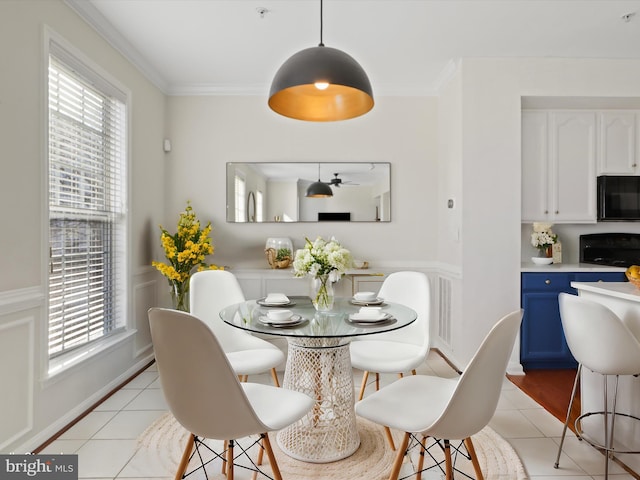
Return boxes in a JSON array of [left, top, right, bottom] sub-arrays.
[[293, 236, 352, 310], [531, 222, 557, 256]]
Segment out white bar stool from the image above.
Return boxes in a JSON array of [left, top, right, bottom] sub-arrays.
[[554, 293, 640, 478]]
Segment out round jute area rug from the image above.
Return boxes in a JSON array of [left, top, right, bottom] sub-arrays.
[[137, 413, 528, 480]]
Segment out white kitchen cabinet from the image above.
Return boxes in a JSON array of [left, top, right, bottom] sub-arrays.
[[598, 111, 637, 174], [522, 110, 597, 223]]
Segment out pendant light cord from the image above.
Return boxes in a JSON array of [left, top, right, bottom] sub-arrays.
[[319, 0, 324, 47]]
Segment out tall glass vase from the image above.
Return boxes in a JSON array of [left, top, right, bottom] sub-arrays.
[[311, 274, 334, 311], [169, 280, 190, 312]]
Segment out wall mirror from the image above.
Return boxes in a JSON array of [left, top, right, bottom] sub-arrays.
[[226, 162, 391, 223]]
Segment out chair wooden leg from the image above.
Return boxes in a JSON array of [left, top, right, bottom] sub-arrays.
[[411, 369, 417, 375], [398, 372, 404, 379], [270, 368, 280, 387], [251, 435, 266, 480], [262, 433, 283, 480], [227, 439, 234, 480], [464, 437, 484, 480], [376, 372, 380, 391], [221, 440, 228, 474], [416, 436, 427, 480], [384, 426, 396, 450], [358, 371, 370, 400], [388, 432, 410, 480], [175, 434, 195, 480], [256, 436, 265, 466], [443, 439, 453, 480]]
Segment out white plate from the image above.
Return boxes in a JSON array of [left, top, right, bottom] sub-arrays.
[[348, 312, 391, 323], [257, 298, 296, 307], [350, 298, 384, 306], [258, 315, 303, 327]]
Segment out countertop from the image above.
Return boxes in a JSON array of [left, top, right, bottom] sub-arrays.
[[521, 262, 627, 273], [571, 281, 640, 303]]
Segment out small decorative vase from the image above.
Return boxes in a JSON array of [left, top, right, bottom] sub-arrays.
[[169, 280, 190, 312], [311, 274, 334, 311], [538, 245, 553, 258], [265, 237, 294, 269]]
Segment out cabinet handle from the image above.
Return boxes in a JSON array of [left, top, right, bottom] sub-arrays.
[[555, 210, 559, 214], [545, 279, 551, 285], [544, 210, 549, 214]]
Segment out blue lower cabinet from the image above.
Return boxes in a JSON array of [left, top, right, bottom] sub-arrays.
[[520, 271, 626, 370], [521, 273, 576, 370]]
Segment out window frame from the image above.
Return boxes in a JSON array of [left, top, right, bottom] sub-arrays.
[[44, 29, 131, 376]]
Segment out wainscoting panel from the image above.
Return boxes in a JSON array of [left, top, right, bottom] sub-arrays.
[[438, 276, 452, 347], [0, 313, 35, 451], [134, 279, 157, 357]]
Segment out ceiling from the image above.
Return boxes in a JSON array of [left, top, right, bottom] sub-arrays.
[[66, 0, 640, 97]]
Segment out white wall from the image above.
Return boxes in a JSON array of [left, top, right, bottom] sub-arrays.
[[0, 1, 166, 452], [165, 95, 438, 269], [450, 57, 640, 369]]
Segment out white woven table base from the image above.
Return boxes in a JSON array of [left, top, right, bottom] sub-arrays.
[[276, 338, 360, 463]]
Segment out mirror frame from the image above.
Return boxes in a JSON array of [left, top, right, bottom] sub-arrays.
[[226, 162, 391, 223]]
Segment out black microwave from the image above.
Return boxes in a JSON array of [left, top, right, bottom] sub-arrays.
[[597, 175, 640, 221]]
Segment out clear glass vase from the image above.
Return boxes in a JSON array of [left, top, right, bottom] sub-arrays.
[[169, 280, 190, 312], [311, 274, 335, 311]]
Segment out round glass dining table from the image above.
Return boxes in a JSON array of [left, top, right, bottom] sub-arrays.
[[219, 296, 417, 463]]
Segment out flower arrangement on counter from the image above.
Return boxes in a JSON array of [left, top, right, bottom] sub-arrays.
[[293, 236, 352, 310], [152, 201, 222, 311], [531, 222, 558, 257]]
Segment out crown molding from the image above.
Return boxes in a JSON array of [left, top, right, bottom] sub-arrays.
[[167, 82, 436, 97], [64, 0, 170, 94]]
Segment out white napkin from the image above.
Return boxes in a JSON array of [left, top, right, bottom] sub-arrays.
[[264, 293, 289, 304]]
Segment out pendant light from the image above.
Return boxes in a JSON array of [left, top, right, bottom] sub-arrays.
[[306, 164, 333, 198], [268, 0, 374, 122]]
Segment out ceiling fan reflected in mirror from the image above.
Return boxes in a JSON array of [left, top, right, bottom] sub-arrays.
[[326, 173, 359, 187]]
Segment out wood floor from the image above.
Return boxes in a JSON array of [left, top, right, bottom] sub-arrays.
[[507, 368, 580, 433]]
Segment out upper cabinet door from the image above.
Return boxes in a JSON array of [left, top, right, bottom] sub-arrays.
[[550, 111, 597, 223], [598, 111, 637, 175], [522, 110, 597, 224], [522, 111, 550, 222]]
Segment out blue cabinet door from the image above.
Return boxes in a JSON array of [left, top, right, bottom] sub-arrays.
[[521, 290, 577, 369], [521, 270, 627, 369], [521, 273, 577, 369]]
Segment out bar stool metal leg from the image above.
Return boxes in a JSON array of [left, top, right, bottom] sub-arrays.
[[554, 364, 582, 469]]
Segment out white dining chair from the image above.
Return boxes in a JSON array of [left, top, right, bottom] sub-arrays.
[[148, 308, 314, 480], [355, 309, 523, 480], [350, 271, 431, 401], [554, 293, 640, 479], [189, 270, 284, 386]]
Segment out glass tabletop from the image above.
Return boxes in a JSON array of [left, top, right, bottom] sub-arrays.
[[219, 296, 417, 339]]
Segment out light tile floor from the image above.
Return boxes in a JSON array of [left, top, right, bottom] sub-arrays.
[[41, 351, 637, 479]]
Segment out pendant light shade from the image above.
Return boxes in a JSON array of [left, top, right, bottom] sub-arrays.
[[306, 164, 333, 198], [306, 179, 333, 198], [268, 0, 374, 122], [269, 46, 374, 122]]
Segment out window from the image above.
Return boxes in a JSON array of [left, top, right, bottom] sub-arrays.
[[47, 41, 127, 360], [234, 175, 246, 222], [256, 190, 264, 222]]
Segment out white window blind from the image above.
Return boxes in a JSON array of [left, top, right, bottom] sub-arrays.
[[48, 43, 127, 359]]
